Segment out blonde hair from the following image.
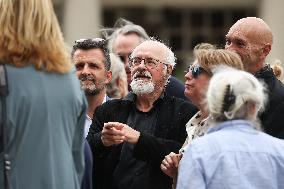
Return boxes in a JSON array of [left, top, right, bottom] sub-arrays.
[[194, 44, 244, 74], [271, 59, 284, 83], [0, 0, 71, 73]]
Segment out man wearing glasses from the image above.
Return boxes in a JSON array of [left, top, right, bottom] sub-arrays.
[[72, 38, 112, 137], [87, 39, 197, 189], [106, 18, 187, 100]]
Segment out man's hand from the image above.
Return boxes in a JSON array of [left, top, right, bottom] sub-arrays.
[[101, 122, 125, 146], [101, 122, 140, 146], [160, 152, 182, 178], [122, 124, 140, 144]]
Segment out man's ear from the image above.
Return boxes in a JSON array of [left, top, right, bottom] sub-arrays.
[[167, 65, 173, 76], [261, 44, 271, 58], [105, 70, 112, 84]]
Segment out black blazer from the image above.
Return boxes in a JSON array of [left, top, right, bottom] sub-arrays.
[[165, 76, 187, 101], [87, 93, 197, 189], [255, 66, 284, 139]]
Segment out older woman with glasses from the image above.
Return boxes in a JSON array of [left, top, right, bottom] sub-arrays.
[[160, 43, 244, 188]]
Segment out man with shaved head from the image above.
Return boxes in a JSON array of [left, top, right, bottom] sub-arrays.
[[87, 39, 197, 189], [225, 17, 284, 139]]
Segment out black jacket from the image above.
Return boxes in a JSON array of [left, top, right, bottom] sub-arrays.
[[87, 93, 197, 189], [165, 76, 187, 101], [255, 65, 284, 139]]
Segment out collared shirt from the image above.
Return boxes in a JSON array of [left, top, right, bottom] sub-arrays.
[[177, 120, 284, 189], [84, 95, 108, 137], [180, 111, 209, 153]]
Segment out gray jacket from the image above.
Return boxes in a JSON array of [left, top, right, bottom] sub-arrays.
[[0, 65, 86, 189]]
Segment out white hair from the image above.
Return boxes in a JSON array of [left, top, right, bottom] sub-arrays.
[[130, 38, 176, 68], [165, 47, 176, 68], [107, 53, 128, 98], [207, 66, 267, 124]]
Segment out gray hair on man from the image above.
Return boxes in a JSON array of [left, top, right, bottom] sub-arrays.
[[130, 38, 177, 68], [207, 66, 267, 129], [106, 18, 150, 53], [107, 53, 128, 98]]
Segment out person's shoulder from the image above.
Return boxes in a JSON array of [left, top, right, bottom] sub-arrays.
[[99, 98, 123, 108], [166, 76, 187, 100], [167, 95, 197, 109], [163, 96, 198, 119], [273, 78, 284, 96], [97, 97, 131, 112], [184, 134, 218, 159], [265, 77, 284, 106], [169, 76, 184, 86]]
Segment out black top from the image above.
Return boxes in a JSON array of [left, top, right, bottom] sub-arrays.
[[255, 65, 284, 139], [113, 98, 159, 189], [165, 76, 187, 101], [87, 92, 198, 189]]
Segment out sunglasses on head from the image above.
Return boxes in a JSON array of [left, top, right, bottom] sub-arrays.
[[185, 65, 207, 79], [74, 38, 106, 45]]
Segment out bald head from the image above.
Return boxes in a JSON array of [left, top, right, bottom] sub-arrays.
[[225, 17, 273, 74], [131, 40, 176, 67], [228, 17, 273, 46]]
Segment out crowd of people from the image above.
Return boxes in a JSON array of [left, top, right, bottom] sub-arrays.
[[1, 0, 284, 189]]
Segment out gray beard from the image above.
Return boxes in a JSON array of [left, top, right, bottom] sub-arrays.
[[130, 79, 155, 95], [84, 88, 101, 96], [81, 83, 102, 96]]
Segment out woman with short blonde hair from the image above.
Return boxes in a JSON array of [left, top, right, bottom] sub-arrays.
[[161, 43, 244, 188], [177, 68, 284, 189]]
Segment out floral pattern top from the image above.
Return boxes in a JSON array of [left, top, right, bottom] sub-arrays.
[[180, 111, 210, 153]]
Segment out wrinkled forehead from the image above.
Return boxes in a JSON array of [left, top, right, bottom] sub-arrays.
[[132, 41, 167, 60], [227, 18, 272, 46]]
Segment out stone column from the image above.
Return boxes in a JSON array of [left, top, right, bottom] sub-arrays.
[[63, 0, 101, 46], [260, 0, 284, 64]]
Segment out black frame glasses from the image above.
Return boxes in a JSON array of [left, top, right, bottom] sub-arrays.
[[185, 65, 207, 79], [129, 56, 167, 69]]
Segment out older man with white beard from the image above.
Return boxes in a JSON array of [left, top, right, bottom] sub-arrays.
[[87, 40, 197, 189]]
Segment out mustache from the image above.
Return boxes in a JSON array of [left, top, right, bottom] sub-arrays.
[[132, 70, 152, 79], [79, 74, 95, 82]]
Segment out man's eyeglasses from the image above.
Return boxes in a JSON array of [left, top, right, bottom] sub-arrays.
[[129, 56, 167, 69], [185, 65, 207, 79], [74, 38, 106, 45]]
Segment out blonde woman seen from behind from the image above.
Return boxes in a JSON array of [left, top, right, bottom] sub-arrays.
[[0, 0, 86, 189]]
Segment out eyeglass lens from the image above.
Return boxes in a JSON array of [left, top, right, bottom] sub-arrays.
[[130, 57, 157, 68], [185, 66, 203, 78]]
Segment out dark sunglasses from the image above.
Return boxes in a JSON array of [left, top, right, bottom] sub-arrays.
[[185, 65, 207, 79]]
